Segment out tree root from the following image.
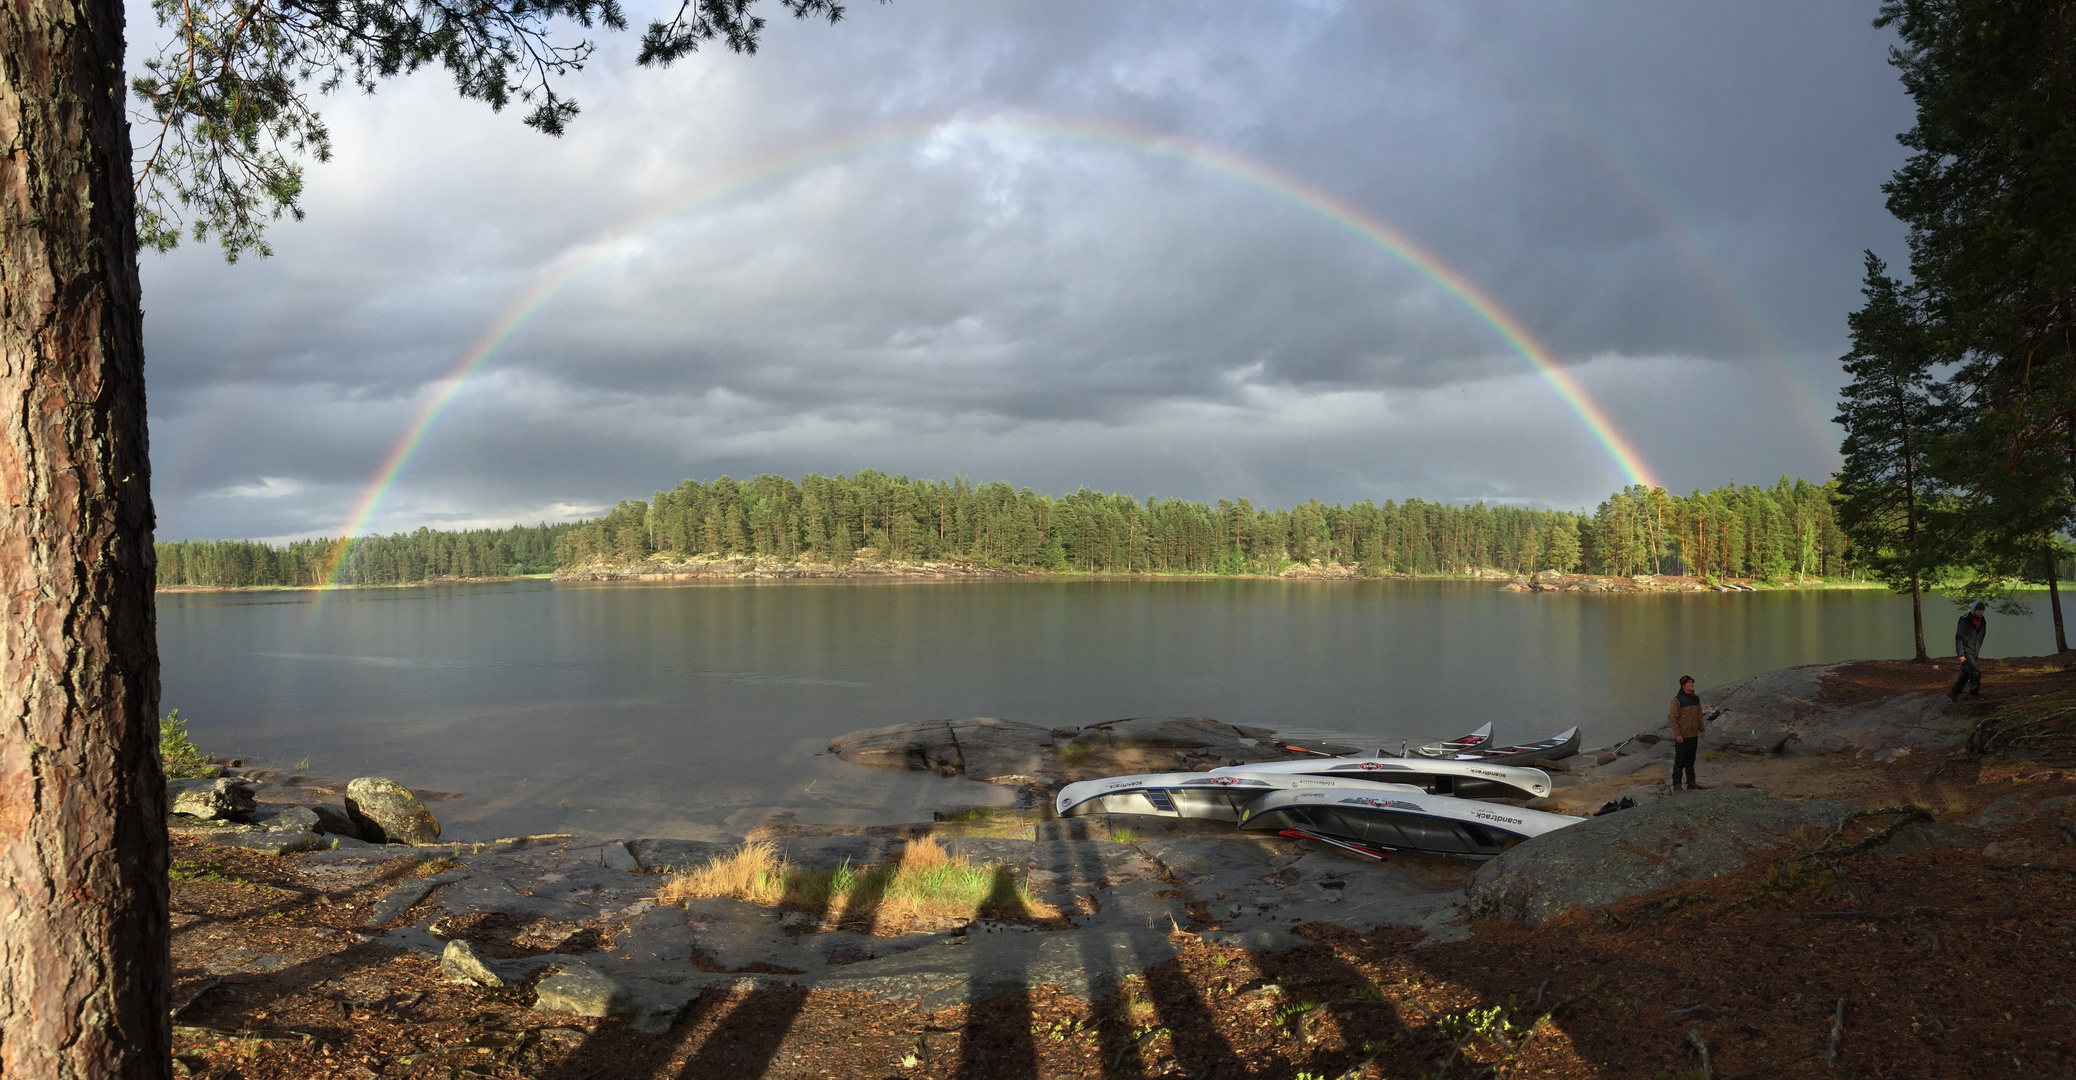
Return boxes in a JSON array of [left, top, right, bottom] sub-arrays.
[[1825, 995, 1848, 1071], [1802, 906, 1945, 920], [1685, 1026, 1714, 1079]]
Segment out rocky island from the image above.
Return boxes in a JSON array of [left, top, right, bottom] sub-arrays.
[[162, 656, 2076, 1079]]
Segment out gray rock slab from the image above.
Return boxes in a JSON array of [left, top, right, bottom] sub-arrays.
[[211, 828, 327, 857], [951, 718, 1060, 780], [680, 897, 797, 971], [791, 929, 949, 967], [811, 926, 1182, 1010], [534, 965, 703, 1035], [434, 874, 589, 922], [613, 906, 699, 965], [1079, 881, 1191, 934], [249, 804, 320, 832], [1135, 836, 1287, 884], [1467, 788, 1852, 926], [364, 876, 454, 926], [1703, 664, 1971, 755], [626, 838, 732, 873], [938, 837, 1037, 868], [827, 720, 975, 776]]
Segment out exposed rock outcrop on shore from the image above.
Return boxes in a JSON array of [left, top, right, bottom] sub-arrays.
[[826, 715, 1306, 792], [1496, 569, 1826, 594], [1467, 789, 1856, 925], [556, 552, 1049, 581], [168, 770, 448, 852]]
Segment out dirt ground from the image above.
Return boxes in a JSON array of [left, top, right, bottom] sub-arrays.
[[168, 658, 2076, 1079]]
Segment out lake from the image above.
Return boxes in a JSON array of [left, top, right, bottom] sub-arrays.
[[159, 578, 2053, 841]]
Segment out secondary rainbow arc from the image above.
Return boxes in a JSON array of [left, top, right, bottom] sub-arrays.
[[316, 117, 1661, 587]]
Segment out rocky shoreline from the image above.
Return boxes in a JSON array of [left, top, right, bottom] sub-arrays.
[[164, 656, 2076, 1078]]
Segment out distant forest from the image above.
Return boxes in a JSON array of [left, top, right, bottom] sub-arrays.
[[156, 471, 1852, 587], [156, 523, 573, 588]]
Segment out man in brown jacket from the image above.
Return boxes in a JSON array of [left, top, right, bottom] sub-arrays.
[[1668, 675, 1707, 791]]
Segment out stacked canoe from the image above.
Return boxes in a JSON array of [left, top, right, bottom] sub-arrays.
[[1054, 725, 1586, 860]]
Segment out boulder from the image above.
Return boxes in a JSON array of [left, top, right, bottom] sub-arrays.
[[533, 965, 699, 1035], [1466, 788, 1852, 926], [345, 777, 441, 845], [533, 965, 628, 1018], [169, 779, 256, 821], [440, 939, 504, 989]]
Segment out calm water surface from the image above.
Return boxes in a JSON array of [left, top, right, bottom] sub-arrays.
[[159, 579, 2054, 841]]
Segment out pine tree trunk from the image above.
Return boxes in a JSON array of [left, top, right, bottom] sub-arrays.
[[0, 0, 170, 1072], [2049, 554, 2068, 654], [1910, 576, 1927, 663]]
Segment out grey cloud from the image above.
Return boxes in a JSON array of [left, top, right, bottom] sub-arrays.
[[141, 0, 1901, 540]]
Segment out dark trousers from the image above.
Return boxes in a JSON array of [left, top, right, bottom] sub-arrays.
[[1951, 657, 1981, 698], [1672, 737, 1698, 789]]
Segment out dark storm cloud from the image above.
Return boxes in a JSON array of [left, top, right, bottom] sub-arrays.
[[139, 0, 1913, 541]]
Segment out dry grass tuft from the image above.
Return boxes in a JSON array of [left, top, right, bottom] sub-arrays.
[[656, 836, 1056, 925]]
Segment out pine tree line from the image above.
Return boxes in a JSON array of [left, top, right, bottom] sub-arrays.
[[154, 473, 1855, 588], [156, 524, 575, 587], [552, 470, 1852, 580]]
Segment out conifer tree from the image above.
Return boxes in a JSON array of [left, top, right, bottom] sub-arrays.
[[1835, 253, 1947, 661]]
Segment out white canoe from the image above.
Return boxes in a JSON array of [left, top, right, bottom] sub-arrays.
[[1237, 781, 1584, 858], [1207, 756, 1551, 800], [1055, 771, 1421, 821]]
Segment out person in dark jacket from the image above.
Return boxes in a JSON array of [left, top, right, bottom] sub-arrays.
[[1668, 675, 1707, 791], [1951, 601, 1987, 701]]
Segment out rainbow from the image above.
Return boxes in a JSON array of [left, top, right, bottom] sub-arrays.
[[1396, 7, 1840, 463], [316, 117, 1660, 584]]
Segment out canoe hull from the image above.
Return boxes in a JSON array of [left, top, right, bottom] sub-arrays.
[[1237, 784, 1581, 857]]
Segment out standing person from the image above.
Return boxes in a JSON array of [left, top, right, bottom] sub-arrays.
[[1668, 675, 1707, 791], [1951, 600, 1988, 701]]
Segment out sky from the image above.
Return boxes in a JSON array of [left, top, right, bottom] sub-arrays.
[[136, 0, 1919, 542]]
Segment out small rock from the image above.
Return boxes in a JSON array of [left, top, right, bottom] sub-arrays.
[[345, 778, 441, 845], [1595, 750, 1618, 765], [440, 939, 504, 988], [171, 779, 257, 821]]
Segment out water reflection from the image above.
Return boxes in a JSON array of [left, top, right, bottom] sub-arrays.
[[159, 578, 2055, 840]]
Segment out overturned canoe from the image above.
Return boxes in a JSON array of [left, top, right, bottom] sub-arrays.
[[1054, 771, 1284, 821], [1237, 783, 1584, 858], [1207, 756, 1551, 800]]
